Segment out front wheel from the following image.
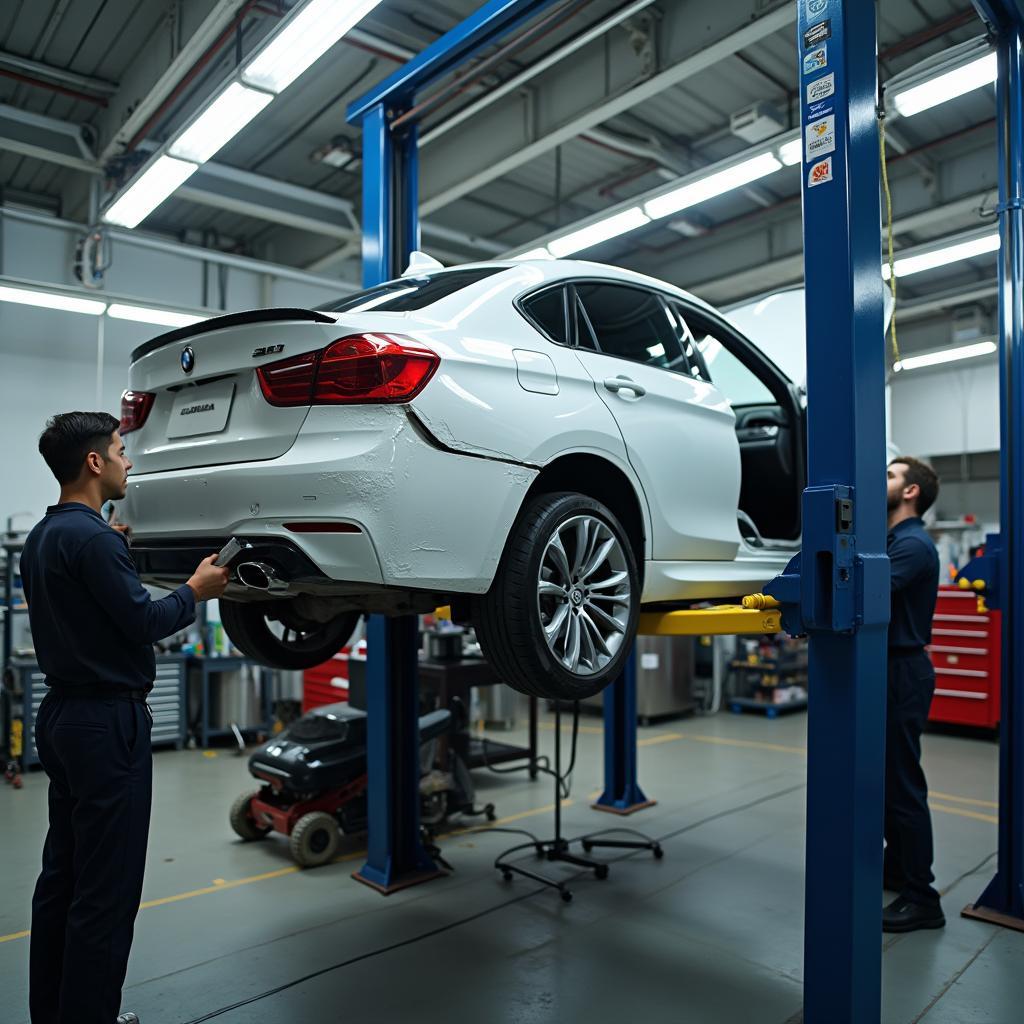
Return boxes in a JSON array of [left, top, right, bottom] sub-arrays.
[[474, 492, 640, 701], [220, 600, 359, 670], [229, 790, 271, 841], [290, 812, 341, 868]]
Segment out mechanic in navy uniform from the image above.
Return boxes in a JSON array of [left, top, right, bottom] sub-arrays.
[[881, 456, 944, 933], [21, 412, 229, 1024]]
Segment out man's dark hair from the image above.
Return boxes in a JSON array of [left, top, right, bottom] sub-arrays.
[[39, 412, 120, 486], [890, 455, 939, 517]]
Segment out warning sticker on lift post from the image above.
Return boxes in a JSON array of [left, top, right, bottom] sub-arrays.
[[805, 114, 836, 161], [808, 157, 833, 187], [807, 73, 834, 105], [803, 46, 828, 75], [803, 20, 831, 48]]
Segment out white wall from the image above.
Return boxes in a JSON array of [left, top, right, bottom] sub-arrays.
[[1, 305, 155, 526], [889, 359, 999, 458]]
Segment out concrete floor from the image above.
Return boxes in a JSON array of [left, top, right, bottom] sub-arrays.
[[1, 706, 1020, 1024]]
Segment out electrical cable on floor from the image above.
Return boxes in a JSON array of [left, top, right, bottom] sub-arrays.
[[879, 109, 901, 367], [177, 776, 804, 1023], [479, 701, 580, 801]]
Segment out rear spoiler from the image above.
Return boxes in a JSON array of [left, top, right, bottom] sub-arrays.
[[130, 308, 337, 364]]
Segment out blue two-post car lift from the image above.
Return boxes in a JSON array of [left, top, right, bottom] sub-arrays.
[[345, 0, 1024, 1018]]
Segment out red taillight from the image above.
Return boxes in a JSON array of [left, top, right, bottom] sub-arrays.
[[256, 350, 319, 407], [316, 334, 439, 404], [256, 334, 439, 408], [120, 390, 155, 434]]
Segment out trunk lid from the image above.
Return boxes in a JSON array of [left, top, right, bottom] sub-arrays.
[[125, 308, 344, 473]]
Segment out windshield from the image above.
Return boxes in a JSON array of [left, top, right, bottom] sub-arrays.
[[323, 268, 505, 313]]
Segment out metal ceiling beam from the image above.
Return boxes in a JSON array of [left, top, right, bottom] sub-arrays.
[[684, 192, 999, 304], [0, 204, 357, 292], [418, 0, 659, 148], [98, 0, 252, 161], [0, 51, 117, 95], [173, 160, 361, 241], [0, 107, 503, 259], [0, 103, 98, 175], [418, 1, 795, 215], [895, 281, 999, 321]]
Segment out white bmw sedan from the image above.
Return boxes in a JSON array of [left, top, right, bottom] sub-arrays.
[[121, 258, 805, 700]]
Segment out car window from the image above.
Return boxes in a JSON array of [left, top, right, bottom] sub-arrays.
[[681, 308, 775, 406], [521, 287, 568, 345], [575, 283, 688, 373], [323, 268, 505, 313]]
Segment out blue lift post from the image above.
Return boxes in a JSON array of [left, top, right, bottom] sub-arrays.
[[346, 0, 566, 894], [765, 1, 891, 1020], [961, 0, 1024, 931], [593, 650, 655, 815]]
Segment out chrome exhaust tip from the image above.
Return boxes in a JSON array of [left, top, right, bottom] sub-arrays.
[[236, 561, 289, 593]]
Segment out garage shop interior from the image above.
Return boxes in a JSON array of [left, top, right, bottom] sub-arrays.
[[3, 1, 1024, 1022]]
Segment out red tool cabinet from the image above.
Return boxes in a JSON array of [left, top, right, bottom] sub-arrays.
[[302, 649, 351, 713], [927, 586, 1001, 729]]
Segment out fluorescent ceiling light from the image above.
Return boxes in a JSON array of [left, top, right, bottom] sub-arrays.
[[547, 207, 650, 258], [0, 284, 106, 316], [892, 52, 997, 117], [777, 138, 802, 167], [893, 340, 997, 372], [882, 233, 1000, 279], [644, 152, 782, 220], [169, 82, 274, 163], [103, 156, 198, 229], [242, 0, 384, 94], [512, 247, 554, 260], [107, 304, 205, 328]]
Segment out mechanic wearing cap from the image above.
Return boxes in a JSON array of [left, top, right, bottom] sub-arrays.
[[21, 411, 229, 1024], [881, 456, 943, 934]]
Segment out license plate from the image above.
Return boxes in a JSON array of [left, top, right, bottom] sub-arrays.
[[167, 380, 235, 438]]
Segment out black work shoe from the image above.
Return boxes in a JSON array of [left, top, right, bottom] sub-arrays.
[[116, 1014, 140, 1023], [882, 897, 945, 933]]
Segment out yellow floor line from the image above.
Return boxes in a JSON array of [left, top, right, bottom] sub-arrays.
[[0, 798, 569, 945], [638, 732, 685, 747], [140, 865, 300, 909], [930, 802, 998, 825], [538, 722, 604, 735], [675, 733, 808, 756], [929, 790, 998, 809]]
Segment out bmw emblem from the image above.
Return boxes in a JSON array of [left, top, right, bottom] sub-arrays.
[[181, 346, 195, 374]]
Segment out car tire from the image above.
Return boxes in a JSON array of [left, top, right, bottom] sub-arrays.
[[229, 790, 271, 841], [220, 600, 360, 671], [290, 811, 340, 868], [474, 492, 640, 701]]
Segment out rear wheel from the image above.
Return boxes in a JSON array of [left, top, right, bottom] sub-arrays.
[[220, 600, 359, 670], [474, 492, 640, 701], [290, 811, 340, 867]]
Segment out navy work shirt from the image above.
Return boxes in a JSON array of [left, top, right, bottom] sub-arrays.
[[888, 516, 939, 650], [20, 502, 196, 691]]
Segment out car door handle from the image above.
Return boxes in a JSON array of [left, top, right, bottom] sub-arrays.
[[603, 376, 646, 397]]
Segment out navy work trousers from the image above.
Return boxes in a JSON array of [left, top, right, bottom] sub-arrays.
[[29, 692, 153, 1024], [883, 650, 941, 907]]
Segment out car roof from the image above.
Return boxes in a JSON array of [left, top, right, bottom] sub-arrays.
[[416, 257, 723, 318]]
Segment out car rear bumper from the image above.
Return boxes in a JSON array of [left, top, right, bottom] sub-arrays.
[[121, 405, 538, 593]]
